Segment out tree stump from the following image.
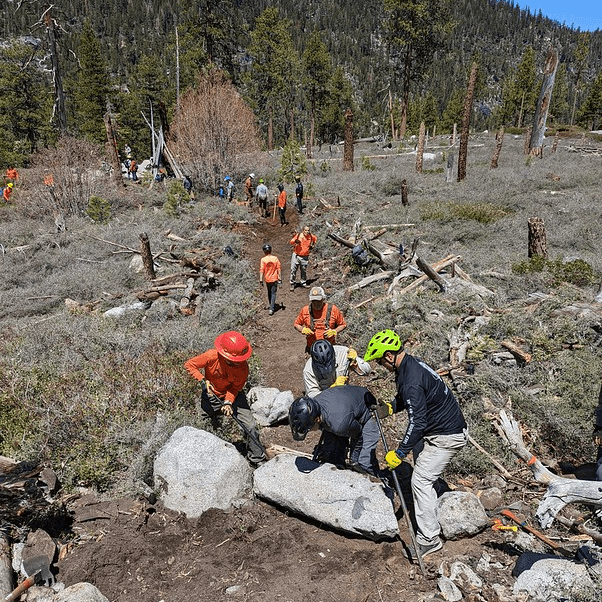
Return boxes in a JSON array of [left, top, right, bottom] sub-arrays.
[[490, 127, 504, 168], [528, 217, 547, 259], [416, 121, 425, 173], [139, 232, 156, 280], [401, 179, 409, 206], [457, 62, 478, 182], [343, 109, 354, 172]]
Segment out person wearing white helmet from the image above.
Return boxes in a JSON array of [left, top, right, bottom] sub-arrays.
[[244, 173, 255, 207]]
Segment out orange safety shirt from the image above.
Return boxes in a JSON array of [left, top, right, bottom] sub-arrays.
[[278, 190, 287, 208], [290, 232, 317, 257], [294, 303, 346, 347], [6, 168, 18, 181], [184, 348, 248, 403], [3, 187, 12, 202], [260, 254, 281, 283]]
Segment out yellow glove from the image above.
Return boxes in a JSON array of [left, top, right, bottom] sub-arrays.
[[347, 348, 358, 361], [302, 327, 314, 336], [330, 375, 348, 387], [325, 329, 337, 338], [594, 429, 602, 447], [385, 450, 405, 470]]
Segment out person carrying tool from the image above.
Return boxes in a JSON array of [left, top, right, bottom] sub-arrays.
[[593, 383, 602, 481], [288, 385, 381, 475], [256, 178, 269, 217], [294, 286, 346, 352], [2, 182, 14, 203], [364, 329, 468, 560], [303, 339, 371, 398], [184, 331, 267, 466], [289, 225, 317, 290], [244, 173, 255, 206], [259, 243, 281, 316], [277, 183, 287, 226]]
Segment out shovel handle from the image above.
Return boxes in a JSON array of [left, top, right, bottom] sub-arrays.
[[4, 573, 38, 602], [500, 509, 560, 549]]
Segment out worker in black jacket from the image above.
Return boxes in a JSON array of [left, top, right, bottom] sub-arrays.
[[288, 385, 381, 476], [364, 329, 468, 560]]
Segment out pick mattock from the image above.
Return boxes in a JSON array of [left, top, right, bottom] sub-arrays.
[[372, 409, 426, 575]]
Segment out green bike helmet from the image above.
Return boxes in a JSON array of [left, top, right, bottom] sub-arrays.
[[364, 329, 402, 362]]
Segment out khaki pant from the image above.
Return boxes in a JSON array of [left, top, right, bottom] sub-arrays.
[[198, 388, 266, 464], [411, 430, 468, 546]]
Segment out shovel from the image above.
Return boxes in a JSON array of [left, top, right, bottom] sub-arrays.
[[22, 554, 55, 587]]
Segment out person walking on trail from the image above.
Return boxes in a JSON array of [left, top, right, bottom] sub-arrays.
[[244, 173, 255, 206], [184, 331, 267, 466], [288, 386, 381, 476], [363, 329, 468, 560], [303, 339, 371, 398], [225, 176, 235, 201], [259, 244, 282, 316], [129, 158, 138, 181], [277, 183, 287, 226], [2, 182, 13, 203], [256, 179, 269, 217], [289, 225, 317, 290], [593, 384, 602, 481], [294, 286, 346, 352], [295, 175, 304, 215]]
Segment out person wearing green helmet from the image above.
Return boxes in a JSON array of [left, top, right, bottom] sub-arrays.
[[364, 329, 468, 561]]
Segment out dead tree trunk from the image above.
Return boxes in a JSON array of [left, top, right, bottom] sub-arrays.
[[389, 89, 396, 141], [445, 150, 456, 183], [495, 410, 602, 529], [490, 127, 505, 168], [524, 127, 532, 155], [528, 217, 548, 259], [44, 9, 67, 136], [343, 109, 354, 171], [416, 121, 426, 173], [458, 62, 478, 182], [529, 48, 559, 158], [401, 179, 409, 206], [139, 233, 156, 280], [552, 130, 560, 153], [104, 114, 126, 188]]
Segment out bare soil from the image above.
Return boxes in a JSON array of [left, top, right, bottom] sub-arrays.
[[55, 203, 520, 601]]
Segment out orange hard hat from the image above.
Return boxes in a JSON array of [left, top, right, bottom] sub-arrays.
[[214, 331, 252, 362]]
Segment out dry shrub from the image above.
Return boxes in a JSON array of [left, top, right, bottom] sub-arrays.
[[169, 69, 263, 193], [22, 137, 114, 220]]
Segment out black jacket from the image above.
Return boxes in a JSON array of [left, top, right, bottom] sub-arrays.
[[314, 385, 376, 440], [394, 353, 466, 456]]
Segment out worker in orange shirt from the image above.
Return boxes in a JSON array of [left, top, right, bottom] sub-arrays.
[[277, 183, 287, 227], [294, 286, 347, 352], [5, 166, 18, 183], [259, 244, 282, 315], [2, 182, 14, 203], [184, 331, 266, 466], [289, 225, 317, 290]]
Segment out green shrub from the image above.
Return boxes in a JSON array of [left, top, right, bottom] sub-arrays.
[[512, 256, 596, 287], [164, 180, 189, 216], [361, 155, 376, 171], [279, 139, 307, 183], [86, 195, 111, 223], [420, 201, 511, 223]]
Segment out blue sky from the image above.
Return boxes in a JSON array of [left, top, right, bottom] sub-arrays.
[[520, 1, 601, 31]]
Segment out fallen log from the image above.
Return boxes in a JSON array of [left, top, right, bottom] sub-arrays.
[[416, 256, 447, 292], [394, 254, 460, 295], [346, 271, 395, 292], [495, 410, 602, 529], [501, 340, 532, 364]]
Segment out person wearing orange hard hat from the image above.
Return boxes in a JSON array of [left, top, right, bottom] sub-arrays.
[[184, 331, 266, 466]]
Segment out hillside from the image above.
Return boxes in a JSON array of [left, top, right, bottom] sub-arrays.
[[0, 132, 601, 599]]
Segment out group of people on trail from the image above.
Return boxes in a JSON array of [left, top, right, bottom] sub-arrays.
[[218, 175, 304, 225]]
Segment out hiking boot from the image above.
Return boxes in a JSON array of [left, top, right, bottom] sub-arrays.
[[404, 539, 443, 561], [269, 309, 274, 315], [290, 283, 295, 291], [301, 282, 309, 288]]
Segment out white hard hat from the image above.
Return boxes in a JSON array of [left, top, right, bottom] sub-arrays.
[[250, 173, 255, 178]]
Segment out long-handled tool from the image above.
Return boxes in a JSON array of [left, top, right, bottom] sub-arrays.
[[4, 571, 40, 602], [372, 409, 426, 575], [501, 509, 573, 557]]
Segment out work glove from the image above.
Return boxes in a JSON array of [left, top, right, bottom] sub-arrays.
[[593, 428, 602, 447], [302, 327, 314, 336], [330, 375, 348, 387], [375, 401, 394, 419], [385, 450, 405, 470], [202, 379, 215, 396], [325, 329, 337, 339], [278, 280, 282, 285], [220, 402, 233, 416], [347, 348, 358, 361]]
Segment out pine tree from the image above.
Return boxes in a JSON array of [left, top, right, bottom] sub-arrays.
[[576, 71, 602, 130], [383, 0, 454, 137], [550, 63, 570, 124], [72, 20, 110, 144], [302, 32, 332, 157], [245, 7, 300, 150], [498, 46, 538, 127], [319, 67, 355, 144]]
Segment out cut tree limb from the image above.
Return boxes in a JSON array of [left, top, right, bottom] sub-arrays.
[[495, 409, 602, 529], [346, 271, 396, 292], [395, 255, 460, 295], [416, 256, 447, 292], [501, 340, 532, 364]]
